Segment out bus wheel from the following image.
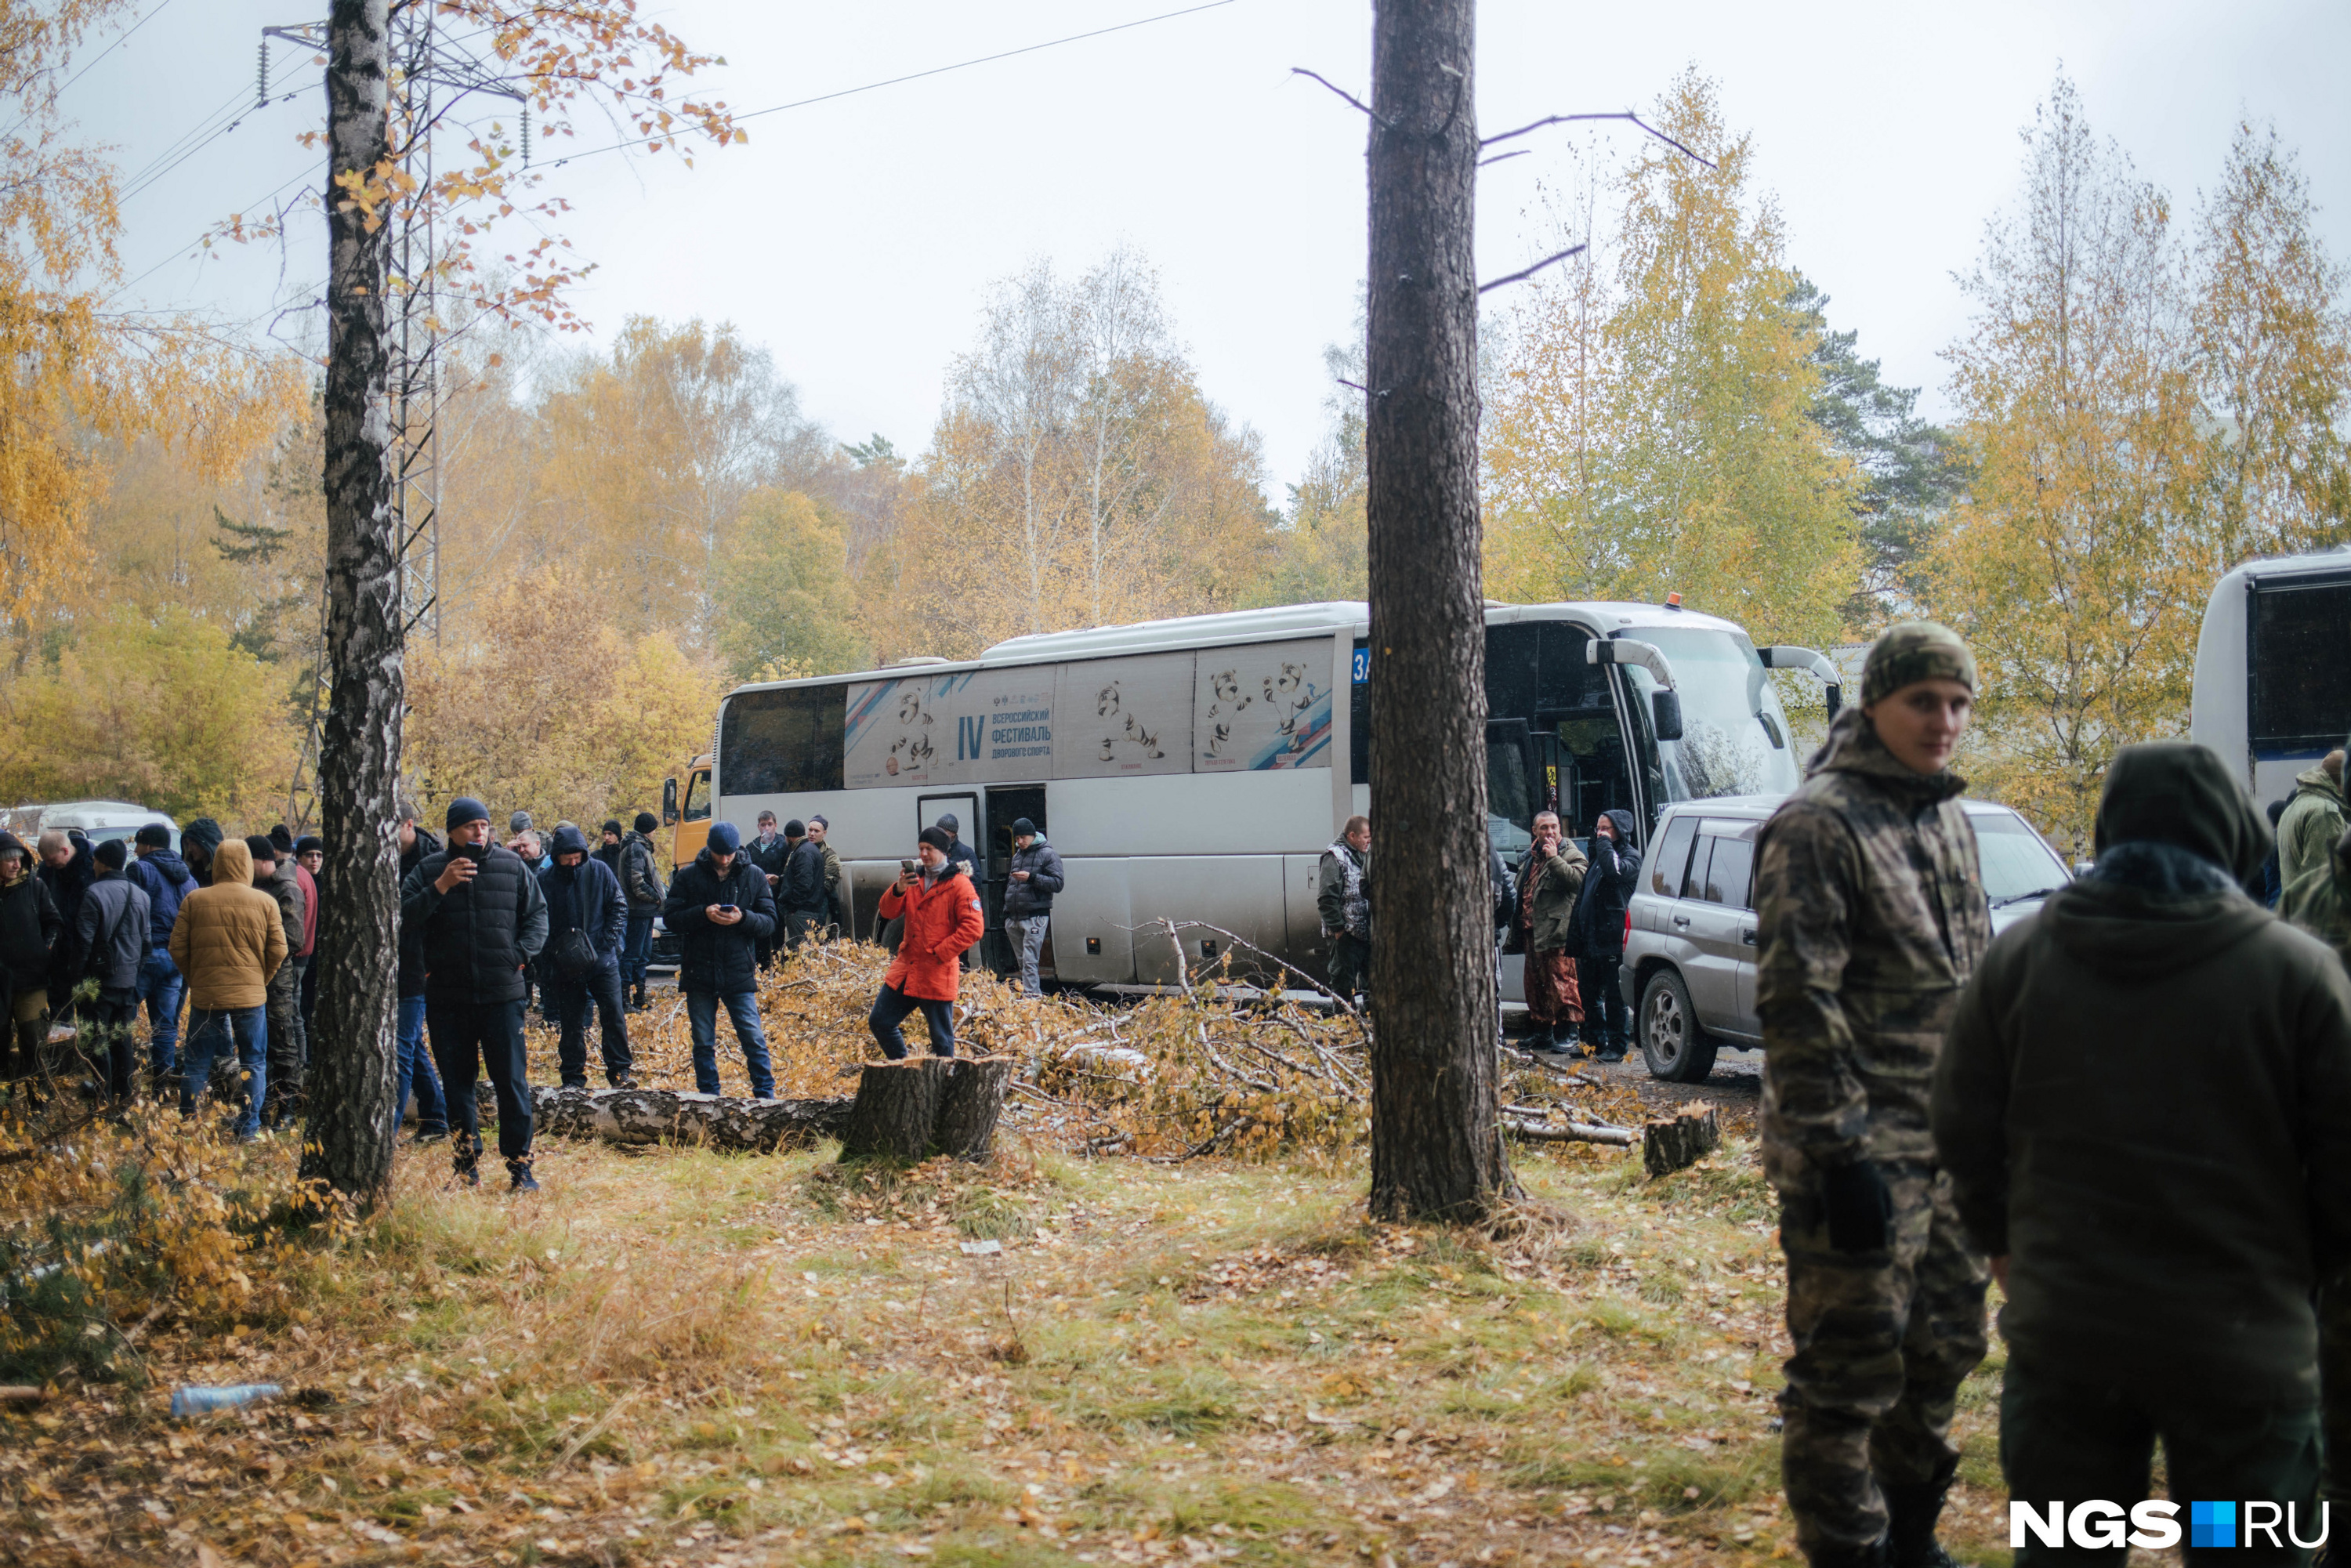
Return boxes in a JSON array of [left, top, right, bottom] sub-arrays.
[[1639, 969, 1717, 1084]]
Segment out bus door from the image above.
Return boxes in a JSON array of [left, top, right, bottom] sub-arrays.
[[915, 793, 982, 949], [984, 786, 1047, 977]]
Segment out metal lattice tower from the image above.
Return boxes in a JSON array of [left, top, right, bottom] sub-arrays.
[[265, 11, 525, 826]]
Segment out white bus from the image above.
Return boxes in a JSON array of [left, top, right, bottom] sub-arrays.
[[706, 598, 1840, 995], [2190, 548, 2351, 809]]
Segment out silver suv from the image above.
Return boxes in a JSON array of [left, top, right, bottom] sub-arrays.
[[1621, 795, 2073, 1081]]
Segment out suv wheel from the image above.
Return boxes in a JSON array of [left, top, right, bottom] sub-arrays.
[[1639, 969, 1718, 1083]]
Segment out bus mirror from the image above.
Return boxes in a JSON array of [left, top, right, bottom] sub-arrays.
[[1650, 690, 1685, 742], [1823, 682, 1842, 719], [662, 777, 679, 827]]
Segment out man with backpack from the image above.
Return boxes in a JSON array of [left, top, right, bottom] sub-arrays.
[[538, 824, 636, 1089]]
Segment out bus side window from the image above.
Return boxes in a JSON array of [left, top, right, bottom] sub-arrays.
[[683, 770, 711, 823], [1647, 814, 1697, 897]]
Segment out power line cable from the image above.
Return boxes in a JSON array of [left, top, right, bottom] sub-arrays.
[[0, 0, 185, 144], [543, 0, 1240, 166]]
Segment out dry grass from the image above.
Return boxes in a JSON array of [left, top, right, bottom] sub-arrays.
[[0, 947, 2016, 1566]]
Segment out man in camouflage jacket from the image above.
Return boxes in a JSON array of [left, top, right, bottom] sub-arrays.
[[1753, 622, 1993, 1568]]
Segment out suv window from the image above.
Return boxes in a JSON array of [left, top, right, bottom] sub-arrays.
[[1680, 835, 1715, 900], [1648, 814, 1698, 896], [1703, 837, 1755, 910]]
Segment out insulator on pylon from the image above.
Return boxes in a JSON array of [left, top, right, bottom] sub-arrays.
[[521, 103, 530, 165], [257, 41, 269, 107]]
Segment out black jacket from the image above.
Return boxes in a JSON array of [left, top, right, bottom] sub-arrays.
[[40, 835, 95, 995], [396, 827, 442, 999], [399, 841, 549, 1005], [0, 862, 61, 991], [780, 838, 828, 914], [744, 831, 791, 884], [663, 849, 777, 994], [1003, 835, 1065, 918], [618, 831, 664, 913], [538, 829, 626, 973], [1569, 809, 1642, 958], [78, 874, 151, 990]]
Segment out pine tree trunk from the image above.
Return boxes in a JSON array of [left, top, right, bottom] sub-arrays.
[[297, 0, 403, 1208], [1363, 0, 1514, 1222], [839, 1059, 947, 1163], [933, 1056, 1014, 1161]]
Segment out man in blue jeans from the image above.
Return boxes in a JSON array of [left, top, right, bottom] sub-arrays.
[[619, 811, 665, 1010], [167, 838, 284, 1140], [661, 821, 777, 1097], [394, 803, 449, 1141], [125, 823, 198, 1096]]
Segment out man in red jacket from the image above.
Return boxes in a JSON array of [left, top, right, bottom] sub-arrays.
[[870, 826, 986, 1058]]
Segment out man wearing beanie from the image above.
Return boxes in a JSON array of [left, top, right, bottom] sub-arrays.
[[179, 817, 223, 885], [247, 835, 310, 1128], [595, 820, 625, 882], [401, 797, 549, 1190], [1752, 621, 1994, 1568], [1935, 745, 2351, 1559], [618, 811, 665, 1010], [869, 825, 985, 1058], [661, 820, 777, 1096], [1001, 817, 1063, 997], [76, 838, 151, 1102], [125, 823, 198, 1095], [777, 819, 829, 954]]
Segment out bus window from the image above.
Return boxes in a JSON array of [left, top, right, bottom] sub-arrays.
[[1487, 726, 1535, 860], [683, 770, 711, 823], [2251, 576, 2351, 751]]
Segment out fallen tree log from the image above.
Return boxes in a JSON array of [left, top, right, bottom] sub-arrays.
[[1502, 1114, 1636, 1147], [531, 1087, 852, 1153]]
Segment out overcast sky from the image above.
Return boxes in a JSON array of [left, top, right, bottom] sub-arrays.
[[92, 0, 2351, 498]]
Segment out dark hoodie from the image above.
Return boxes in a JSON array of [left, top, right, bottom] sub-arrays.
[[537, 824, 625, 969], [1932, 741, 2351, 1401], [1570, 808, 1642, 957], [39, 831, 96, 997], [0, 831, 62, 991]]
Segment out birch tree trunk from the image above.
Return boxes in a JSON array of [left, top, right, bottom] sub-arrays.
[[298, 0, 404, 1207], [1363, 0, 1515, 1221]]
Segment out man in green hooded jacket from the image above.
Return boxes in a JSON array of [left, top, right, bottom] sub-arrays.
[[1933, 744, 2351, 1561], [1754, 621, 1993, 1568], [2279, 746, 2348, 889], [2283, 824, 2351, 972]]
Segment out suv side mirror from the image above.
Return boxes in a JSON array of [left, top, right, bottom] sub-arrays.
[[1650, 690, 1685, 742], [661, 777, 679, 827]]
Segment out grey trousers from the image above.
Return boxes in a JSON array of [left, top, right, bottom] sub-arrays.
[[1005, 914, 1049, 996]]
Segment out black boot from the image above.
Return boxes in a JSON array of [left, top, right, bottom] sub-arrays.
[[508, 1158, 540, 1193], [452, 1135, 481, 1188], [1883, 1471, 1965, 1568]]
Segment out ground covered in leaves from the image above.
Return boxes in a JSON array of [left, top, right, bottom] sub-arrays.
[[0, 1134, 2020, 1568], [2, 947, 2020, 1566]]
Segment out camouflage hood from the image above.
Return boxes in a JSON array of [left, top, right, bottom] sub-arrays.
[[1803, 704, 1967, 805]]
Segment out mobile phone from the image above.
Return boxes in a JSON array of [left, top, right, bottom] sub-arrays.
[[718, 904, 737, 915], [900, 859, 917, 878]]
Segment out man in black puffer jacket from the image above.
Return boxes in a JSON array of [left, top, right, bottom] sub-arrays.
[[0, 832, 61, 1084], [662, 820, 777, 1097], [1571, 808, 1642, 1062], [400, 797, 549, 1190], [538, 824, 634, 1089]]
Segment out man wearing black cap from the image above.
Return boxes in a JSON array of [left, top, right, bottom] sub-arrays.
[[246, 834, 310, 1128], [179, 817, 223, 885], [934, 813, 979, 971], [125, 823, 197, 1095], [400, 797, 550, 1190], [77, 838, 151, 1102], [1935, 744, 2351, 1558], [1002, 818, 1063, 997], [662, 820, 777, 1096], [619, 811, 665, 1011]]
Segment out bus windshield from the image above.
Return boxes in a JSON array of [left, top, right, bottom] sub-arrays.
[[1621, 628, 1802, 802]]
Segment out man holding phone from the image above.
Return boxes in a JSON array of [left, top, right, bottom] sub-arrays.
[[869, 826, 985, 1059], [400, 797, 549, 1190], [662, 820, 778, 1097]]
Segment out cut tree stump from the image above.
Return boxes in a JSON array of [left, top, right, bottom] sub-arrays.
[[531, 1088, 852, 1153], [933, 1056, 1015, 1162], [839, 1055, 1015, 1163], [1643, 1103, 1721, 1178], [839, 1059, 948, 1163]]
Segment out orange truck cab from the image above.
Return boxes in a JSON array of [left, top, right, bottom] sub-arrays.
[[662, 753, 714, 868]]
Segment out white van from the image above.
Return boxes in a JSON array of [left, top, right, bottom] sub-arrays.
[[21, 800, 179, 853]]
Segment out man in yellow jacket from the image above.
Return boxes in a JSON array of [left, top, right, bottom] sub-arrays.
[[168, 838, 286, 1140]]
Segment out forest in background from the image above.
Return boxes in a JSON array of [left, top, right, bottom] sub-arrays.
[[1, 47, 2344, 850]]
